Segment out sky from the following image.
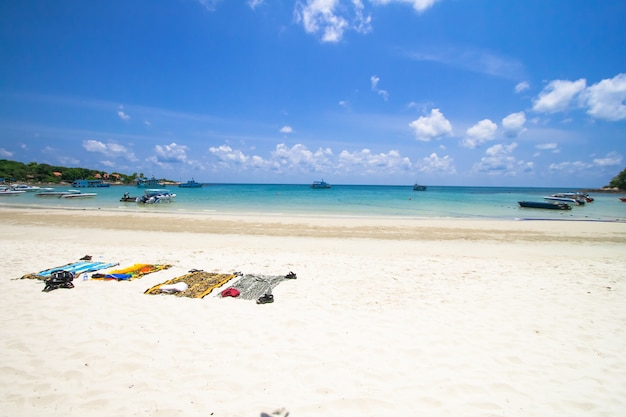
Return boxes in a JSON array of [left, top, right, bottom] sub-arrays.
[[0, 0, 625, 187]]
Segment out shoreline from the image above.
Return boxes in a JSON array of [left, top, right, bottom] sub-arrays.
[[3, 206, 626, 243]]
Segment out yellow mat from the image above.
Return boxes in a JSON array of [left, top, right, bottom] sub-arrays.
[[144, 271, 239, 299]]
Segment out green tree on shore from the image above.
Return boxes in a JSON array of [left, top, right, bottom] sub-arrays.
[[608, 167, 626, 190], [0, 159, 134, 184]]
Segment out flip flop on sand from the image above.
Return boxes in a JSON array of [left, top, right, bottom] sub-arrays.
[[260, 407, 289, 417], [256, 293, 274, 304]]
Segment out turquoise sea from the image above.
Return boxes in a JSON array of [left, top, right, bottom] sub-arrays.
[[2, 184, 625, 221]]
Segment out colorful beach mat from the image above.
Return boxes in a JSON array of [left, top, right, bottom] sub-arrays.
[[91, 263, 172, 281], [221, 272, 296, 300], [144, 270, 240, 298], [21, 261, 119, 280]]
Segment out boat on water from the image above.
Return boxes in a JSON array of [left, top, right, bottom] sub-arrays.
[[620, 197, 626, 202], [413, 183, 427, 191], [10, 184, 41, 192], [120, 192, 138, 202], [179, 179, 203, 188], [136, 176, 164, 188], [0, 186, 26, 196], [59, 190, 97, 199], [35, 189, 82, 198], [548, 192, 591, 204], [544, 195, 585, 205], [71, 179, 110, 188], [518, 201, 572, 210], [136, 189, 176, 204], [311, 180, 331, 189]]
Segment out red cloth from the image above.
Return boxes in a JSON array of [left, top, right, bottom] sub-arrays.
[[221, 287, 240, 297]]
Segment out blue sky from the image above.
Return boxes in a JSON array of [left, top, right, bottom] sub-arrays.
[[1, 0, 625, 187]]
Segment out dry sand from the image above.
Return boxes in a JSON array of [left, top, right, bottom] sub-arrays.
[[1, 207, 625, 417]]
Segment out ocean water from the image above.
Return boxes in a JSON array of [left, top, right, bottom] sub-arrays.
[[2, 184, 625, 221]]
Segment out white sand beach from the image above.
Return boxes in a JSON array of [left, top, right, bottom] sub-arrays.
[[1, 207, 625, 417]]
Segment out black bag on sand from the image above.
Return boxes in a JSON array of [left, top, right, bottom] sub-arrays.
[[43, 270, 75, 292]]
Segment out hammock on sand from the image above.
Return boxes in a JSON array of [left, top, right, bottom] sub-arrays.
[[144, 270, 240, 299], [220, 272, 296, 300], [91, 264, 172, 281], [20, 261, 119, 280]]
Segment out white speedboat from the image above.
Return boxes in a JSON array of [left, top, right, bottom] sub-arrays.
[[59, 191, 97, 199], [0, 187, 26, 196], [136, 189, 176, 204], [35, 189, 82, 198], [544, 195, 584, 205], [11, 184, 41, 192]]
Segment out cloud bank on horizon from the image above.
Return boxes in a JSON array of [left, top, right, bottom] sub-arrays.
[[0, 0, 624, 187]]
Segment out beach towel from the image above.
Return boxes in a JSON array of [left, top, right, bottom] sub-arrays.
[[144, 270, 240, 299], [20, 261, 119, 280], [91, 263, 172, 281], [225, 272, 296, 300]]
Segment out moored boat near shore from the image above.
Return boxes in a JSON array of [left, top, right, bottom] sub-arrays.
[[136, 189, 176, 204], [519, 201, 572, 210], [10, 184, 41, 192], [544, 195, 585, 205], [59, 191, 97, 199], [71, 179, 110, 188], [35, 189, 82, 198], [0, 187, 26, 196], [136, 176, 163, 188]]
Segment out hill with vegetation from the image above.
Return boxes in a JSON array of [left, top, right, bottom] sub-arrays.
[[607, 167, 626, 191], [0, 159, 163, 184]]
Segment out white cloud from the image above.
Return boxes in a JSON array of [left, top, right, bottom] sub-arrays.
[[532, 78, 587, 113], [154, 142, 188, 164], [294, 0, 350, 43], [0, 148, 13, 157], [583, 73, 626, 121], [535, 143, 558, 151], [209, 145, 249, 165], [83, 140, 137, 161], [197, 0, 222, 11], [280, 125, 293, 134], [273, 143, 334, 171], [337, 148, 411, 174], [117, 111, 130, 121], [207, 143, 413, 176], [592, 152, 622, 167], [370, 75, 380, 89], [548, 160, 591, 174], [418, 152, 456, 174], [248, 0, 264, 9], [407, 47, 525, 80], [515, 81, 529, 93], [531, 73, 626, 121], [472, 143, 530, 175], [501, 111, 526, 137], [370, 75, 389, 100], [293, 0, 374, 43], [370, 0, 441, 13], [409, 108, 452, 141], [462, 119, 497, 148]]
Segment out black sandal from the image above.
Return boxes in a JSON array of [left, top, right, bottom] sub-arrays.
[[257, 293, 274, 304]]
